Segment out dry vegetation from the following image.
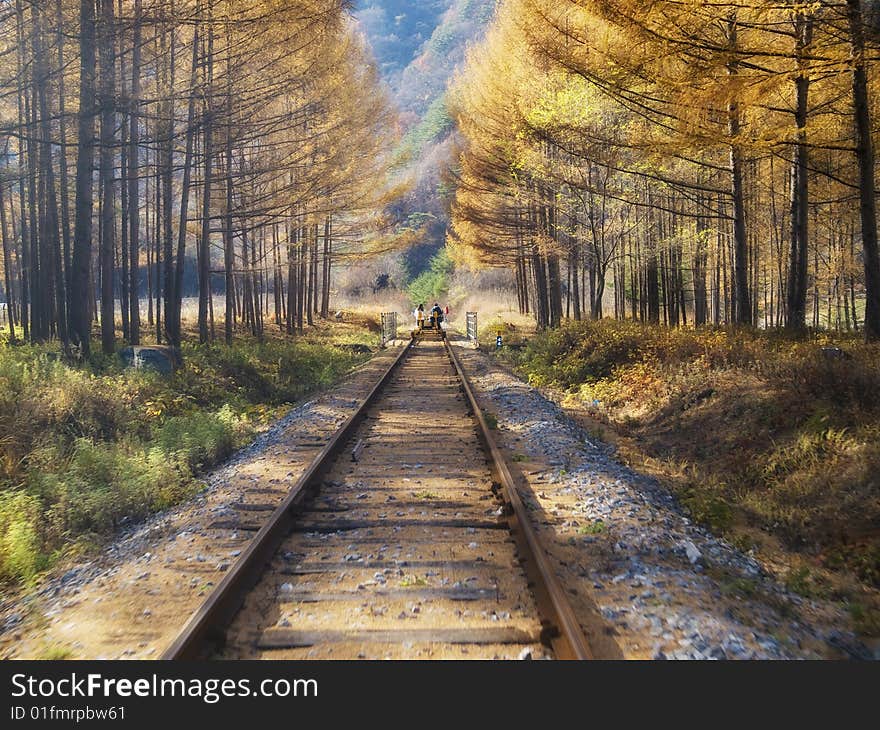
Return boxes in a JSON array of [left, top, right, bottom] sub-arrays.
[[0, 321, 377, 588], [491, 320, 880, 636]]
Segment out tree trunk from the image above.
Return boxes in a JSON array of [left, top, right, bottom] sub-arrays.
[[160, 16, 176, 347], [531, 248, 549, 329], [785, 15, 813, 331], [223, 29, 234, 345], [31, 3, 66, 344], [286, 221, 297, 335], [297, 224, 306, 333], [694, 206, 709, 326], [118, 0, 129, 342], [727, 15, 752, 326], [128, 0, 142, 345], [70, 0, 97, 357], [198, 8, 214, 344], [847, 0, 880, 340], [98, 0, 116, 354], [170, 20, 201, 348], [55, 0, 73, 336], [18, 0, 44, 342], [307, 223, 316, 326], [0, 170, 17, 343], [321, 215, 331, 318]]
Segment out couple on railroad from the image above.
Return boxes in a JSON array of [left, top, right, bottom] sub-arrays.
[[414, 302, 448, 330]]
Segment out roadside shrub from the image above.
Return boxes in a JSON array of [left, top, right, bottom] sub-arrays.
[[775, 353, 880, 412], [31, 440, 190, 539], [0, 350, 61, 479], [277, 343, 365, 399], [155, 406, 244, 473], [39, 370, 132, 442], [0, 349, 163, 479], [178, 340, 370, 407]]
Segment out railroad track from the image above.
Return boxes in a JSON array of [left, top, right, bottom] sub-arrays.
[[162, 337, 591, 660]]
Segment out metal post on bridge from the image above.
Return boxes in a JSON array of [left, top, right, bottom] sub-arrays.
[[380, 312, 398, 348], [466, 312, 478, 347]]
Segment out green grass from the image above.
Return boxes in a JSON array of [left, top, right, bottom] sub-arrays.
[[848, 602, 880, 636], [783, 566, 834, 600], [578, 520, 606, 536], [0, 330, 374, 586], [719, 576, 760, 600], [35, 645, 74, 661], [678, 482, 735, 534]]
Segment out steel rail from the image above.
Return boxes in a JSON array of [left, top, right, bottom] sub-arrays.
[[161, 339, 414, 660], [162, 334, 591, 660], [443, 338, 594, 660]]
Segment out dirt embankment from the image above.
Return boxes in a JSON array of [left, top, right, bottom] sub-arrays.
[[455, 338, 874, 659]]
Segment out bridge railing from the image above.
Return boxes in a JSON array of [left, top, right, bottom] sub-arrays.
[[380, 312, 398, 347], [466, 312, 478, 346]]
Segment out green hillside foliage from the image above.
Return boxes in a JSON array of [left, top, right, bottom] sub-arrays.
[[408, 250, 454, 305], [401, 96, 454, 153]]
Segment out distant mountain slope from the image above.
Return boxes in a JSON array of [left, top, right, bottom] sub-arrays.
[[395, 0, 495, 118], [355, 0, 496, 271], [356, 0, 494, 119], [355, 1, 454, 93]]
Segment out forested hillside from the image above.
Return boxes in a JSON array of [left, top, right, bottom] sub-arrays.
[[356, 0, 453, 97]]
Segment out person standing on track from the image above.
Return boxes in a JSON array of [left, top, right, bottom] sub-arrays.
[[431, 303, 443, 330], [415, 303, 425, 330]]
